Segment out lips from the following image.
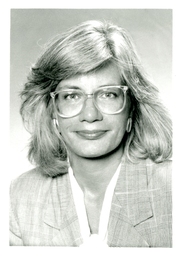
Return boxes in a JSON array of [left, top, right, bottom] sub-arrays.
[[75, 130, 108, 140]]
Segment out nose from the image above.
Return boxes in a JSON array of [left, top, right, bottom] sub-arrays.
[[79, 98, 103, 123]]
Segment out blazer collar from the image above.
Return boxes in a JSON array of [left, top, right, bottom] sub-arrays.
[[43, 157, 153, 228], [43, 172, 83, 246], [43, 157, 153, 247], [106, 157, 153, 247], [43, 172, 75, 230], [112, 157, 153, 226]]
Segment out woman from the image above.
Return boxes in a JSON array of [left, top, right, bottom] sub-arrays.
[[9, 20, 172, 247]]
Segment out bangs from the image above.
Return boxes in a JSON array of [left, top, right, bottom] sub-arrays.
[[38, 22, 134, 81], [46, 37, 113, 79]]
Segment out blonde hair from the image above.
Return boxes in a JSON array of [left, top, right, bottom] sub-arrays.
[[20, 20, 172, 176]]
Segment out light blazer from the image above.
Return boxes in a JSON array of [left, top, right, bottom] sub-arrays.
[[9, 157, 172, 247]]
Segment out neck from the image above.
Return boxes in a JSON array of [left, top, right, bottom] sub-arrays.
[[68, 147, 123, 195]]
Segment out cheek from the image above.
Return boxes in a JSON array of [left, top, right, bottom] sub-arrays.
[[57, 118, 78, 143], [57, 119, 70, 136], [110, 107, 129, 130], [108, 111, 130, 145], [111, 117, 127, 138]]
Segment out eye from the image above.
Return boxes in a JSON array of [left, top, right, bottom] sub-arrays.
[[99, 91, 118, 99], [65, 94, 78, 100], [62, 92, 82, 101]]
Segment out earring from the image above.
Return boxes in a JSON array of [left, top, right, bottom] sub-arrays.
[[53, 118, 59, 127], [126, 118, 132, 133]]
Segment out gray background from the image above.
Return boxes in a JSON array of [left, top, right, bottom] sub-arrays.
[[10, 9, 172, 178]]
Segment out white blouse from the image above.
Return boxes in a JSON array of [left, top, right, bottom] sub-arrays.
[[68, 163, 121, 247]]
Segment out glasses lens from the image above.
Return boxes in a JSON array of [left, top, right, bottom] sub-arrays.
[[53, 86, 126, 117], [54, 90, 84, 117], [95, 87, 125, 114]]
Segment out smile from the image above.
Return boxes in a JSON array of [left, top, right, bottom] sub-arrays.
[[75, 130, 108, 140]]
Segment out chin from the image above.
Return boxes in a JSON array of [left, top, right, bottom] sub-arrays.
[[66, 137, 124, 159], [73, 145, 121, 159], [73, 148, 105, 158], [79, 152, 106, 159]]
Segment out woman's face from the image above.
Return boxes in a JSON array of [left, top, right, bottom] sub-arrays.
[[56, 63, 131, 159]]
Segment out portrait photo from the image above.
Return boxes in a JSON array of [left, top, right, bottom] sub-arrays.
[[9, 9, 172, 249]]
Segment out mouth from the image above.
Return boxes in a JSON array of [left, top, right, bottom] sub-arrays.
[[75, 130, 108, 140]]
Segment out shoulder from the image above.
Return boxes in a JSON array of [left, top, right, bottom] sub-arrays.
[[10, 167, 69, 203], [10, 168, 51, 196], [11, 167, 51, 189], [124, 157, 172, 188], [145, 158, 172, 189]]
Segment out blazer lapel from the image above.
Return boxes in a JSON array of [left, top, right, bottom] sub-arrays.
[[43, 158, 153, 247], [43, 173, 83, 246], [108, 158, 153, 247]]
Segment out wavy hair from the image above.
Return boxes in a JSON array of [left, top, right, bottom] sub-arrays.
[[20, 20, 172, 176]]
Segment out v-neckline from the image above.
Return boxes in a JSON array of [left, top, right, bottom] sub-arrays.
[[68, 162, 121, 245]]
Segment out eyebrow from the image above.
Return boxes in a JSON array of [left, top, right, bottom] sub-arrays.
[[59, 85, 81, 90]]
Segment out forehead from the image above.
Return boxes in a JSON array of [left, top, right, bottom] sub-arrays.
[[57, 63, 121, 91]]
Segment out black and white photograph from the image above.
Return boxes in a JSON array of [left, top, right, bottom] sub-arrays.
[[8, 7, 175, 252]]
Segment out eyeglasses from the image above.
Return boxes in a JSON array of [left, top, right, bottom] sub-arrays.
[[50, 85, 128, 118]]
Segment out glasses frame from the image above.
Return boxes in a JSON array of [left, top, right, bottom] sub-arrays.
[[50, 85, 129, 118]]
